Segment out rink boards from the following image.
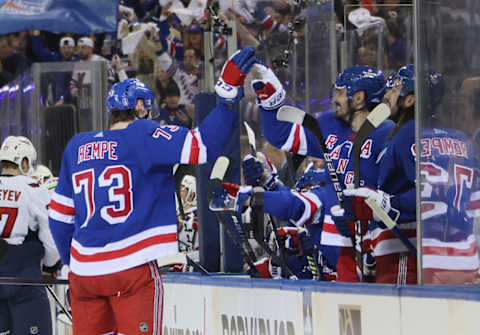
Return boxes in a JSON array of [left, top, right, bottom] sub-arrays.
[[163, 273, 480, 335]]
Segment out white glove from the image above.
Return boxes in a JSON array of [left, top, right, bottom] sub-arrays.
[[251, 63, 286, 110], [343, 187, 400, 224]]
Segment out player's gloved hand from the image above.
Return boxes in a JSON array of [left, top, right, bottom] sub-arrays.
[[251, 62, 286, 110], [253, 257, 282, 279], [343, 187, 399, 224], [331, 200, 375, 237], [297, 229, 317, 256], [209, 182, 253, 213], [276, 227, 300, 254], [242, 152, 279, 190], [330, 205, 353, 237], [215, 46, 257, 105]]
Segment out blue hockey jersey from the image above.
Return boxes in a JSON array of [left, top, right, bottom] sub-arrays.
[[49, 102, 236, 276], [373, 119, 417, 256], [263, 181, 339, 267], [419, 125, 479, 271], [261, 107, 394, 247]]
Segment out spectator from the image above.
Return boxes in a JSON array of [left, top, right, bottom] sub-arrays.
[[155, 84, 193, 128], [30, 32, 79, 105], [0, 34, 30, 87], [153, 62, 181, 107], [31, 31, 77, 62], [183, 24, 204, 60], [70, 36, 116, 98], [177, 47, 201, 105]]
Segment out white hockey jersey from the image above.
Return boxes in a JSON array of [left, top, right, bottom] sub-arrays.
[[0, 175, 60, 267], [178, 207, 198, 253]]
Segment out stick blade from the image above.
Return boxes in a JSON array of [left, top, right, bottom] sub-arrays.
[[243, 121, 256, 152], [276, 105, 306, 125], [364, 197, 396, 229], [366, 103, 391, 128], [210, 156, 231, 181]]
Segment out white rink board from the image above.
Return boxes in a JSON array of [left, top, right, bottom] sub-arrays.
[[210, 286, 303, 335], [312, 292, 401, 335], [162, 274, 480, 335], [163, 279, 303, 335], [401, 297, 480, 335], [163, 282, 212, 334]]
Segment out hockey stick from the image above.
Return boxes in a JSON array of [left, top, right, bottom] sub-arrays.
[[173, 163, 187, 221], [209, 156, 260, 277], [353, 102, 393, 281], [353, 102, 392, 188], [156, 253, 210, 275], [244, 121, 297, 277], [353, 103, 418, 258], [276, 105, 364, 281], [47, 285, 72, 322], [0, 276, 69, 286], [249, 189, 296, 278]]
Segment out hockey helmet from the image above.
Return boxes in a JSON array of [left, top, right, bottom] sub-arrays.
[[180, 175, 197, 207], [295, 165, 328, 191], [386, 65, 444, 112], [386, 64, 414, 97], [335, 65, 386, 106], [0, 136, 37, 176], [33, 164, 53, 184], [106, 78, 154, 113]]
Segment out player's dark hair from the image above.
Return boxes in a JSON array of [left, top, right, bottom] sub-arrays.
[[109, 109, 136, 126], [389, 99, 414, 139], [0, 160, 18, 171]]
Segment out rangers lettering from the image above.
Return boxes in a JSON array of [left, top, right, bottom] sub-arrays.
[[325, 135, 338, 150], [336, 159, 348, 174], [360, 139, 372, 158]]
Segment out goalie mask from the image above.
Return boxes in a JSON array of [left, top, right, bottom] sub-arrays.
[[180, 175, 197, 207], [0, 136, 37, 176], [33, 164, 53, 184]]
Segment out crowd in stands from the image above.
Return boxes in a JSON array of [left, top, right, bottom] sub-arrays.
[[0, 0, 414, 128]]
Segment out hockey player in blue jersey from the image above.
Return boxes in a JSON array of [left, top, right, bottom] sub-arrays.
[[250, 62, 394, 282], [333, 66, 479, 284], [212, 162, 338, 280], [48, 46, 257, 334], [331, 65, 418, 284], [415, 70, 479, 284]]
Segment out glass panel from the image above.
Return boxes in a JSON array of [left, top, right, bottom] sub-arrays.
[[0, 61, 108, 176], [237, 0, 336, 182], [0, 69, 35, 140], [418, 0, 480, 285], [343, 4, 413, 74]]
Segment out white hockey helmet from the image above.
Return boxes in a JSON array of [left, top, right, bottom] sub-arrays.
[[33, 164, 53, 184], [0, 136, 37, 176], [180, 174, 196, 207]]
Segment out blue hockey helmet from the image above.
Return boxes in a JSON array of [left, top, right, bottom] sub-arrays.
[[386, 65, 444, 111], [295, 168, 328, 191], [426, 69, 444, 112], [386, 64, 415, 97], [106, 78, 154, 114], [335, 66, 386, 106]]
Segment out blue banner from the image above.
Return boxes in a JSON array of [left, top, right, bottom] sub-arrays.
[[0, 0, 119, 34]]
